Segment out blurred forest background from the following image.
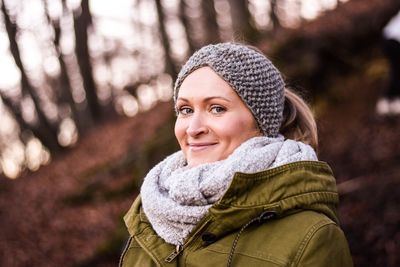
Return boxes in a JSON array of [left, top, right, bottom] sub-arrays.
[[0, 0, 399, 266]]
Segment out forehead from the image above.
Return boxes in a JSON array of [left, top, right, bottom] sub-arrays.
[[178, 67, 236, 98]]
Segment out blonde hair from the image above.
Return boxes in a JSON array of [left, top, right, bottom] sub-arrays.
[[280, 88, 318, 151]]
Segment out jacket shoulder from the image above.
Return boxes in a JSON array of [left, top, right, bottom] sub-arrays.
[[203, 210, 352, 267], [289, 211, 353, 267]]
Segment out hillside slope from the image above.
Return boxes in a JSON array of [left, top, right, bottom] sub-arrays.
[[0, 101, 177, 267]]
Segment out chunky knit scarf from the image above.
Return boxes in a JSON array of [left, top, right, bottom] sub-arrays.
[[140, 136, 317, 245]]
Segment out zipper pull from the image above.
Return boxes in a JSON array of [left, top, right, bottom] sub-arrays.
[[165, 244, 183, 263]]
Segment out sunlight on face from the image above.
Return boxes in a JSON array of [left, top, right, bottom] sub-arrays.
[[174, 67, 261, 167]]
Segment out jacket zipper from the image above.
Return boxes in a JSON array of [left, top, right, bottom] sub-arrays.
[[165, 244, 183, 263], [164, 218, 212, 263], [121, 217, 211, 265]]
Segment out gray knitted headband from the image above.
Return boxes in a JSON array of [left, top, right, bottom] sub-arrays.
[[174, 42, 285, 137]]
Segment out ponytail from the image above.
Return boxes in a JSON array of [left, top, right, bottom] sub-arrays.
[[280, 88, 318, 151]]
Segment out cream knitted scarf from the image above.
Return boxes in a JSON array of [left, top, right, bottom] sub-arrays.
[[140, 136, 317, 245]]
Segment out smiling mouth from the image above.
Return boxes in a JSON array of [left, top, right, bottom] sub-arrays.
[[188, 143, 217, 151]]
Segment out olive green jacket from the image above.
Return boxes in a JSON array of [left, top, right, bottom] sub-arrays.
[[120, 161, 353, 267]]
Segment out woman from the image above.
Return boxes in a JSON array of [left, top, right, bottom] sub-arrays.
[[120, 43, 353, 266]]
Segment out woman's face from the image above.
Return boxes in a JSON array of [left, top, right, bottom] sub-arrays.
[[174, 67, 261, 167]]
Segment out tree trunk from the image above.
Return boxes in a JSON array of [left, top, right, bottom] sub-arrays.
[[228, 0, 259, 43], [270, 0, 281, 31], [1, 1, 61, 152], [0, 92, 61, 152], [201, 0, 220, 44], [43, 0, 84, 134], [73, 0, 101, 121], [154, 0, 177, 78], [178, 0, 197, 54]]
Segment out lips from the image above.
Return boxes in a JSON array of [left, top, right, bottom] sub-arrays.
[[188, 142, 218, 151]]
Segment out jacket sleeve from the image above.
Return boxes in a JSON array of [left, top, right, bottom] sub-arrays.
[[293, 222, 353, 267]]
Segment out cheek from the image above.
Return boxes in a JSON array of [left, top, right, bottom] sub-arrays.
[[174, 119, 185, 144], [219, 116, 259, 143]]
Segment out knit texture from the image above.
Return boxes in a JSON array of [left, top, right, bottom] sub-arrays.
[[174, 43, 285, 137], [140, 136, 317, 245]]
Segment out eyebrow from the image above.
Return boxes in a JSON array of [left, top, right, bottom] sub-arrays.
[[176, 96, 231, 102]]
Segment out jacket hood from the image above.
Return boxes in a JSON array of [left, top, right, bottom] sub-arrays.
[[124, 161, 339, 242]]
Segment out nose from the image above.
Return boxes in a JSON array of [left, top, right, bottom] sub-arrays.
[[186, 113, 208, 137]]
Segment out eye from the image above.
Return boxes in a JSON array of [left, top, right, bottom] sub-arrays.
[[177, 106, 193, 116], [210, 105, 226, 114]]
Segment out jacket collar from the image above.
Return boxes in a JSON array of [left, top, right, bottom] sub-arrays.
[[206, 161, 339, 238]]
